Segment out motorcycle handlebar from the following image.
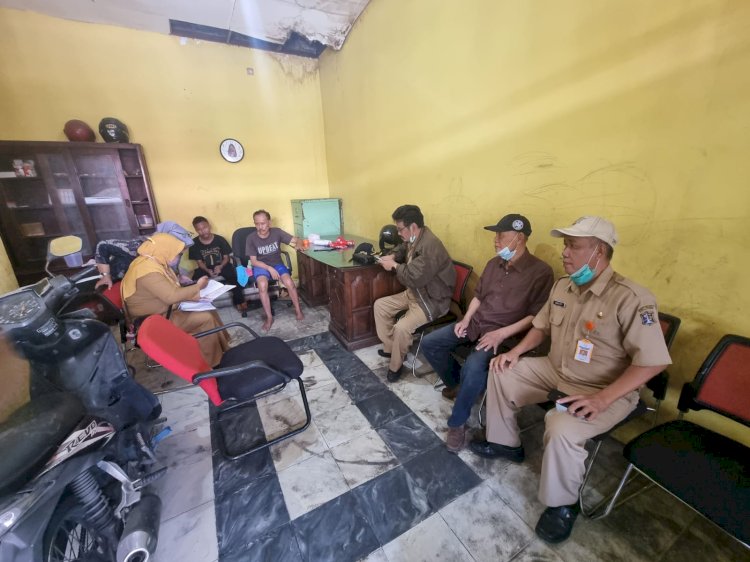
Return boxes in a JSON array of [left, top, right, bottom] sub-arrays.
[[68, 265, 99, 285]]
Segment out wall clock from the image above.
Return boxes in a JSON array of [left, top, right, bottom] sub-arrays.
[[219, 138, 244, 163]]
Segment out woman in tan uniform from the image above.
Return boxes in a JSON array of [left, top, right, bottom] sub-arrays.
[[122, 233, 229, 367]]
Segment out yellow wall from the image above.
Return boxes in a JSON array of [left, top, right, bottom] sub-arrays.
[[320, 0, 750, 443], [0, 8, 329, 286]]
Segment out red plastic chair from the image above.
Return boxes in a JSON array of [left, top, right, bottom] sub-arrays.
[[137, 314, 311, 459]]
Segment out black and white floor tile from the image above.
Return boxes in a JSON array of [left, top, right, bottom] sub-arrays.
[[131, 304, 750, 562]]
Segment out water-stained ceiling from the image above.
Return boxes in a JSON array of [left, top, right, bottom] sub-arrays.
[[0, 0, 371, 58]]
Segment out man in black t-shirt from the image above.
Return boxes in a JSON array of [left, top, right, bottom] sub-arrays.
[[190, 216, 247, 314]]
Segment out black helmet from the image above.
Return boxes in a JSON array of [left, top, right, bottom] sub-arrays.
[[99, 117, 129, 143], [379, 224, 400, 253]]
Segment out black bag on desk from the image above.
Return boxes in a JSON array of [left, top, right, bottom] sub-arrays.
[[352, 243, 378, 265]]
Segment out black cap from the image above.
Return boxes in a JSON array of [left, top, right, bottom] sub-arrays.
[[484, 214, 532, 236]]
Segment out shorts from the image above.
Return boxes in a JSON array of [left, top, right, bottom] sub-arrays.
[[252, 264, 290, 279]]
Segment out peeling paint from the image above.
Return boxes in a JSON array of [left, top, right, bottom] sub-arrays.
[[269, 52, 320, 82]]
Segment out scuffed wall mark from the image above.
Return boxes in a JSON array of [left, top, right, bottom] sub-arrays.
[[428, 176, 484, 249], [509, 154, 656, 247], [511, 151, 565, 176]]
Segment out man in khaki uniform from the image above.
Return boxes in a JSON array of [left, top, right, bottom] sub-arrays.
[[470, 216, 671, 544]]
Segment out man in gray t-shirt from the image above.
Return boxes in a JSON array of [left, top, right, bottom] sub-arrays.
[[245, 209, 304, 331]]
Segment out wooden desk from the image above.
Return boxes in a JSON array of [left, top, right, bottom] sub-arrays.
[[296, 236, 403, 351]]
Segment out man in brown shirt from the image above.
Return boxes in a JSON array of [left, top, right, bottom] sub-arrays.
[[421, 214, 554, 452], [470, 216, 672, 544]]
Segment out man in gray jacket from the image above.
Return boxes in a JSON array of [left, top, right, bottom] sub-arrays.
[[375, 205, 456, 382]]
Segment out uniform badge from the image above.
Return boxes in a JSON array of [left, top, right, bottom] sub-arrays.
[[640, 310, 656, 325]]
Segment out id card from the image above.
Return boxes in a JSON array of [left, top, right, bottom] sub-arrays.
[[574, 339, 593, 363]]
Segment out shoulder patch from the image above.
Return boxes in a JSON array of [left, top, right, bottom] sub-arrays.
[[640, 309, 656, 326]]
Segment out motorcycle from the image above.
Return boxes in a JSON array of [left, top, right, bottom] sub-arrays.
[[0, 236, 167, 562]]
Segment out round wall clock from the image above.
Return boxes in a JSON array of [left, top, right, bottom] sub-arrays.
[[219, 138, 244, 163]]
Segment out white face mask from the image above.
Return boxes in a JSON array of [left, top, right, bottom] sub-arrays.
[[497, 233, 519, 261]]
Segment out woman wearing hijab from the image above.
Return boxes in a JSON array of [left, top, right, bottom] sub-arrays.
[[122, 233, 229, 367]]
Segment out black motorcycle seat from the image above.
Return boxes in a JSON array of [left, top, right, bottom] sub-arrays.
[[0, 392, 85, 496]]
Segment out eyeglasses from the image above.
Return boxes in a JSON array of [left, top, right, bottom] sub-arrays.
[[396, 224, 410, 233]]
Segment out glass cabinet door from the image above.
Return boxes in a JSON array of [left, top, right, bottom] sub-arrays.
[[38, 151, 93, 256], [72, 151, 136, 243]]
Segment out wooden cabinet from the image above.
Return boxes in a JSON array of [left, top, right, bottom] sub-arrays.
[[297, 239, 403, 351], [0, 141, 159, 285]]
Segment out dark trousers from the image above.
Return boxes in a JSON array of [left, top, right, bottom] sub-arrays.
[[421, 323, 495, 428], [192, 263, 244, 306]]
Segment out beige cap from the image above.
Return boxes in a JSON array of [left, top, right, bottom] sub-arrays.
[[550, 216, 618, 246]]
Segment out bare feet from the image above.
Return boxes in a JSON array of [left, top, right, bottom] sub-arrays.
[[262, 318, 273, 332]]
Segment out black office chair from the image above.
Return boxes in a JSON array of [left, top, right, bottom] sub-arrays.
[[229, 227, 294, 311], [137, 314, 311, 459], [598, 334, 750, 547]]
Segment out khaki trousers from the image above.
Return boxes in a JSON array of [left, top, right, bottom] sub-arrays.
[[485, 356, 638, 507], [373, 290, 428, 372]]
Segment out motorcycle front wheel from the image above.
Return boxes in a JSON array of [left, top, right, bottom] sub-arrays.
[[42, 495, 116, 562]]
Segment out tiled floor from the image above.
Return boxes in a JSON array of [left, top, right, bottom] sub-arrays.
[[130, 303, 750, 562]]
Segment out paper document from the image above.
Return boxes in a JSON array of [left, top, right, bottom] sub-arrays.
[[179, 301, 217, 312], [200, 279, 236, 301], [179, 279, 234, 312]]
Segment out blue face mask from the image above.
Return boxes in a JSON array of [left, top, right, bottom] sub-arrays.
[[569, 247, 600, 286], [497, 234, 518, 261]]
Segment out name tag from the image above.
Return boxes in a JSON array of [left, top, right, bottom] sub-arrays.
[[574, 339, 593, 363], [553, 300, 566, 307]]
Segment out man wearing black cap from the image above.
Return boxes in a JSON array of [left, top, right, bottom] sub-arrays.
[[421, 214, 554, 453]]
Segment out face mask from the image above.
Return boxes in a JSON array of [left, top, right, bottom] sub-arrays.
[[569, 247, 600, 286], [497, 234, 519, 261], [407, 227, 417, 244]]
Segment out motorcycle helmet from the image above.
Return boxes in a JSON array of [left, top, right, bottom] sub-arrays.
[[379, 224, 400, 253], [63, 119, 96, 142], [99, 117, 130, 143]]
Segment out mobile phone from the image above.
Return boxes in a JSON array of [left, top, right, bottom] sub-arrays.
[[547, 389, 569, 412]]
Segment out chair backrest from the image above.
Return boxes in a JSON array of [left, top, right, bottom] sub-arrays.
[[658, 311, 681, 350], [646, 311, 681, 400], [451, 260, 473, 313], [102, 281, 123, 311], [231, 227, 257, 267], [137, 314, 223, 405], [681, 334, 750, 427]]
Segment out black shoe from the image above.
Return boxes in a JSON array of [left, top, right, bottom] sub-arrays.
[[386, 366, 402, 382], [378, 349, 392, 358], [535, 504, 579, 544], [469, 439, 525, 462]]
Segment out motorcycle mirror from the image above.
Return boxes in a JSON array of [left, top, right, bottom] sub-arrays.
[[46, 236, 84, 277], [49, 236, 82, 258]]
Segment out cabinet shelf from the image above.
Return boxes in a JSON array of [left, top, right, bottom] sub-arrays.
[[7, 204, 53, 210], [0, 140, 159, 286]]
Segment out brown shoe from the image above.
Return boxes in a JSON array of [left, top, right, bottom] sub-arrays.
[[445, 425, 466, 453], [441, 385, 460, 401]]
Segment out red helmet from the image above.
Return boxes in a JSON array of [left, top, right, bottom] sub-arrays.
[[63, 119, 96, 142]]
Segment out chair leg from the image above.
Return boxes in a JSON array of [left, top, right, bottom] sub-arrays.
[[216, 377, 312, 460], [578, 440, 604, 517], [411, 332, 425, 378], [478, 391, 487, 428]]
